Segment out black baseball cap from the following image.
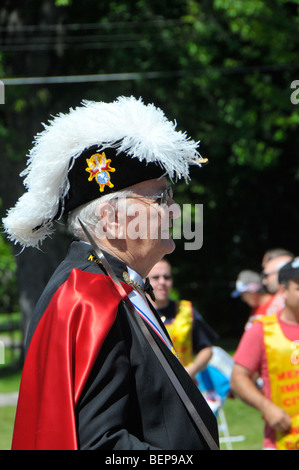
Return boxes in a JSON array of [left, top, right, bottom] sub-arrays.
[[278, 257, 299, 284]]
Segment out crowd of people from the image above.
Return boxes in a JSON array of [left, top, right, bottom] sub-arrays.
[[146, 248, 299, 451], [147, 259, 218, 380], [231, 248, 299, 450]]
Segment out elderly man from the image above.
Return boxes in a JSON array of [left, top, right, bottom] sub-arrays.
[[148, 258, 218, 379], [3, 97, 218, 450]]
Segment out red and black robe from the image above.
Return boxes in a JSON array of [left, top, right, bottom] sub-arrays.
[[12, 241, 218, 450]]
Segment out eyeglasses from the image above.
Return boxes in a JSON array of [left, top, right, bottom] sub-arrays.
[[261, 270, 277, 280], [150, 275, 172, 281], [126, 186, 173, 207]]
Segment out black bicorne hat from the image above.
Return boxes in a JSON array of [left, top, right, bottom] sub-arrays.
[[278, 258, 299, 284], [63, 145, 165, 214], [3, 96, 206, 248]]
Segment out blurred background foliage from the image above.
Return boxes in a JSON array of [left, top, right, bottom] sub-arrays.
[[0, 223, 17, 314], [0, 0, 298, 348]]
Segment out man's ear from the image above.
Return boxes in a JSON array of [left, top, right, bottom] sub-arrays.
[[96, 201, 126, 240], [278, 283, 287, 300]]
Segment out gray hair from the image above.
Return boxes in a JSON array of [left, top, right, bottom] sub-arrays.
[[67, 188, 135, 240]]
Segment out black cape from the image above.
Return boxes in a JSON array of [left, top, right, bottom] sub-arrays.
[[18, 241, 219, 450]]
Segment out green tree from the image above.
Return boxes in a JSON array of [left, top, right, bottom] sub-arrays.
[[0, 0, 299, 340], [0, 228, 17, 314]]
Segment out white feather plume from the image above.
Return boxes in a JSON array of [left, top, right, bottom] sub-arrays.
[[3, 96, 202, 248]]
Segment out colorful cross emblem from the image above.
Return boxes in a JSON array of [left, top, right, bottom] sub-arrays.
[[85, 152, 115, 192]]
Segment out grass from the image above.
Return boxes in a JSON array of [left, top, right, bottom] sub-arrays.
[[215, 338, 265, 450], [0, 406, 16, 450], [0, 371, 21, 394], [0, 336, 265, 451], [220, 398, 264, 450], [0, 370, 21, 450], [0, 397, 265, 451], [0, 369, 265, 451]]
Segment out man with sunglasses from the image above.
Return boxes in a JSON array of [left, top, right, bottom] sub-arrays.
[[148, 259, 218, 379], [231, 258, 299, 450], [261, 253, 293, 316], [4, 97, 218, 450]]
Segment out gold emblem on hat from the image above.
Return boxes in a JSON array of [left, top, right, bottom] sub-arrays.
[[85, 152, 115, 192]]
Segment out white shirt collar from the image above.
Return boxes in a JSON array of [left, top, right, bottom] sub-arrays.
[[127, 267, 145, 289]]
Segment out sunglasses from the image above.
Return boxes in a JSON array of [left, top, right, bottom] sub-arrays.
[[126, 186, 174, 207], [150, 274, 172, 280], [261, 270, 277, 279]]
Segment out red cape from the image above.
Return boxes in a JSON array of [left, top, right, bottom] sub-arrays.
[[11, 269, 132, 450]]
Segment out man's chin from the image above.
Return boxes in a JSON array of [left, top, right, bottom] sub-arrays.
[[161, 238, 176, 255]]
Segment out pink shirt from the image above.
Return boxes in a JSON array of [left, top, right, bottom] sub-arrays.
[[234, 313, 299, 449]]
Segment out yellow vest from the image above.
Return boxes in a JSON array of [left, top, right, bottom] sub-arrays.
[[164, 300, 193, 367], [258, 314, 299, 450]]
